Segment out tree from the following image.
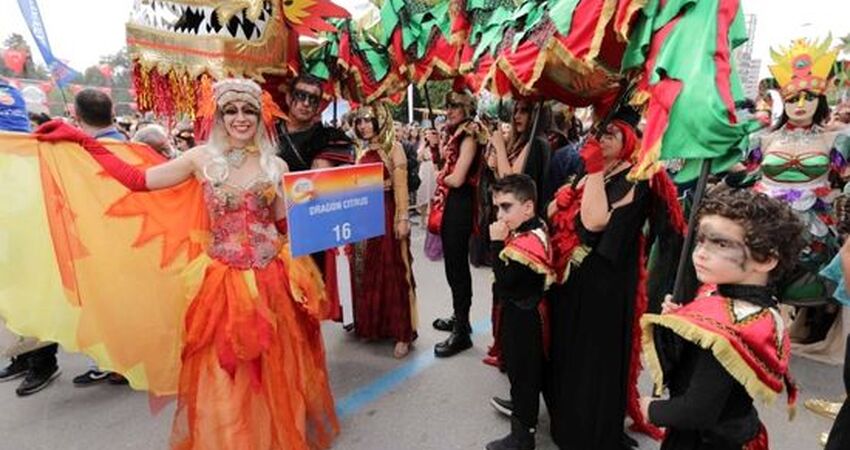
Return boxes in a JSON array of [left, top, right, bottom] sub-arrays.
[[840, 33, 850, 57], [3, 33, 28, 52], [100, 48, 130, 71], [387, 79, 453, 123], [81, 66, 107, 86], [1, 33, 50, 80]]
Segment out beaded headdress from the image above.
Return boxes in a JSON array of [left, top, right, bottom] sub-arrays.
[[354, 102, 394, 158], [445, 90, 477, 116], [195, 77, 285, 142], [769, 36, 838, 99]]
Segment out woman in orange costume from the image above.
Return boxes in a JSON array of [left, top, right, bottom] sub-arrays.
[[31, 79, 338, 450]]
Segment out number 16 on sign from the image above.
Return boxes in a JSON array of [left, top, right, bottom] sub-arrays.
[[333, 223, 353, 241]]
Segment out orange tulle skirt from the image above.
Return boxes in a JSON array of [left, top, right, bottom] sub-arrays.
[[169, 252, 338, 450]]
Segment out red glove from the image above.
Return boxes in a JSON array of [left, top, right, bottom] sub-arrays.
[[35, 120, 149, 192], [35, 119, 90, 144], [580, 137, 605, 174]]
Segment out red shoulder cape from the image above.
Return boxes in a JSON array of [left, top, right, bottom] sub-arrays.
[[500, 226, 555, 289], [641, 286, 796, 411]]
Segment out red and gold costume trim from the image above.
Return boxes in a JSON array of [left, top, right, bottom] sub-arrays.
[[427, 120, 487, 235], [641, 286, 797, 412], [549, 183, 586, 284], [500, 227, 556, 290]]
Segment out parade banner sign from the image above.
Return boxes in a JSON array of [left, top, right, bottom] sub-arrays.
[[283, 163, 385, 257], [17, 0, 79, 86]]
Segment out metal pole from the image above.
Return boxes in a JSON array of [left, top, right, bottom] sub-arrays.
[[407, 84, 414, 124], [671, 158, 713, 304], [423, 83, 434, 128]]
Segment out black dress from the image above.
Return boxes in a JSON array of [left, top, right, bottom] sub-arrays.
[[545, 170, 649, 450]]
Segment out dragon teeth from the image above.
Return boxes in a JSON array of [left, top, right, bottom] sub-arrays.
[[131, 0, 269, 40]]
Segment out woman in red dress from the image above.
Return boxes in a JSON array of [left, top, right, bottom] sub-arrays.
[[350, 103, 418, 358]]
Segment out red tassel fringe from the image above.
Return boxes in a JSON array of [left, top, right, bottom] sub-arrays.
[[650, 170, 687, 236], [626, 236, 665, 441]]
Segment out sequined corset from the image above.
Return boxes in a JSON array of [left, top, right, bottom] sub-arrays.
[[203, 180, 282, 270]]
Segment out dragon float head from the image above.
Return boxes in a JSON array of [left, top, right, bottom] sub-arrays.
[[127, 0, 348, 118]]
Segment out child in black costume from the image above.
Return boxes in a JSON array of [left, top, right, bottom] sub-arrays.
[[640, 187, 803, 449], [485, 174, 554, 450]]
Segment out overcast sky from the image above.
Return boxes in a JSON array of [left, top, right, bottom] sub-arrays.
[[1, 0, 847, 79]]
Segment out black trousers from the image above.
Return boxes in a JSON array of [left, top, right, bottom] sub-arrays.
[[825, 334, 850, 450], [20, 343, 58, 371], [501, 300, 544, 429], [441, 186, 474, 326]]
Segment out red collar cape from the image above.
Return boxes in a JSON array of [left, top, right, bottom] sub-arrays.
[[499, 226, 556, 290], [641, 285, 797, 414]]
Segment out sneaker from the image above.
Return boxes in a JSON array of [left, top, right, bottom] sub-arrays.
[[107, 373, 129, 385], [72, 369, 110, 387], [490, 396, 514, 417], [0, 358, 28, 382], [16, 366, 60, 396]]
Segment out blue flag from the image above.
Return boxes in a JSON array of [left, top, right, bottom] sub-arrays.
[[16, 0, 80, 86]]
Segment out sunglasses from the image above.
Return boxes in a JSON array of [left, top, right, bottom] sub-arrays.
[[446, 101, 465, 110], [786, 92, 818, 103], [222, 105, 259, 117], [292, 89, 322, 108]]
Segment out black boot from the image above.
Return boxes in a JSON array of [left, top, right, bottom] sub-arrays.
[[432, 315, 456, 332], [485, 416, 535, 450], [0, 357, 28, 382], [434, 321, 472, 357]]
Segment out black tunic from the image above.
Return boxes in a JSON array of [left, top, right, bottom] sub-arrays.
[[492, 217, 547, 428], [275, 122, 354, 172], [545, 170, 649, 450], [651, 284, 778, 449], [491, 218, 547, 309], [650, 342, 760, 449]]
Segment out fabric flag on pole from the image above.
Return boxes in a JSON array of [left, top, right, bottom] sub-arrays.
[[16, 0, 80, 87], [623, 0, 761, 182]]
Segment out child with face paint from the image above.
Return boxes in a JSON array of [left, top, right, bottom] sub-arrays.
[[485, 174, 554, 450], [640, 186, 804, 450]]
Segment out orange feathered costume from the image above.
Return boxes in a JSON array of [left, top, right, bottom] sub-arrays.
[[0, 131, 337, 449]]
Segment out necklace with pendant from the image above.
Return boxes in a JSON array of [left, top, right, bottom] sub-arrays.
[[225, 148, 247, 168], [224, 145, 258, 169]]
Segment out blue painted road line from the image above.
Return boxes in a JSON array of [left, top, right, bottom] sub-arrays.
[[336, 317, 492, 419]]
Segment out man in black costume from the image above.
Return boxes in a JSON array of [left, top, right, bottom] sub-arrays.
[[276, 74, 354, 170]]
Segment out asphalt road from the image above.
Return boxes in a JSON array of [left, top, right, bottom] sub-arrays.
[[0, 225, 841, 449]]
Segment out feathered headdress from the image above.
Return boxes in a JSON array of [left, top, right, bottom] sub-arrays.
[[769, 36, 839, 99]]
